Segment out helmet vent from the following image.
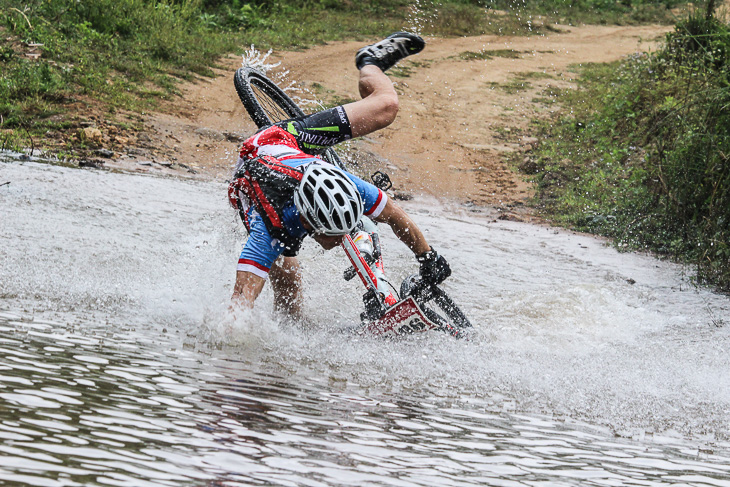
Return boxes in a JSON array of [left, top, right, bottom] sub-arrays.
[[332, 212, 342, 229], [336, 179, 350, 192], [316, 209, 328, 227], [295, 163, 364, 236], [317, 188, 329, 204], [303, 183, 314, 201]]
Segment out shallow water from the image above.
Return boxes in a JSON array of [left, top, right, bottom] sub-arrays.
[[2, 156, 730, 486]]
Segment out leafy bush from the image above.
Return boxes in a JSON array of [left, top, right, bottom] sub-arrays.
[[0, 0, 237, 126], [0, 59, 67, 125], [0, 0, 697, 152], [526, 6, 730, 290]]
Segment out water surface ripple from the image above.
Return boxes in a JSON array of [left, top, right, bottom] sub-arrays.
[[1, 311, 729, 486], [2, 157, 730, 485]]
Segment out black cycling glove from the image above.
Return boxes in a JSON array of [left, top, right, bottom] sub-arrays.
[[416, 247, 451, 286]]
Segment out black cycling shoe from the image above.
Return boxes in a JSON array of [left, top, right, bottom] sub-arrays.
[[355, 32, 425, 72]]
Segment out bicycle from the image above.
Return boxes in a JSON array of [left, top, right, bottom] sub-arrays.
[[233, 67, 472, 339]]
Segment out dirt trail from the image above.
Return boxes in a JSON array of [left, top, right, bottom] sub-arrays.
[[133, 24, 670, 210]]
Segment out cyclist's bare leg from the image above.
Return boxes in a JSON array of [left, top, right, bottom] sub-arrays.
[[343, 65, 399, 138], [357, 64, 392, 99], [269, 256, 304, 321]]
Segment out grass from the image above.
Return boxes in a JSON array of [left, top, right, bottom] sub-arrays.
[[458, 49, 525, 61], [0, 0, 696, 156], [515, 71, 555, 80], [484, 71, 556, 95], [389, 64, 417, 78], [390, 60, 433, 78], [498, 79, 533, 94], [498, 0, 687, 26], [1, 0, 239, 154]]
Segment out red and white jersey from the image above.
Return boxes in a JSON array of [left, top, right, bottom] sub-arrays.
[[239, 125, 318, 162]]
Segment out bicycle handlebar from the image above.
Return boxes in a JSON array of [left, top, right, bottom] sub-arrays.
[[402, 276, 438, 302]]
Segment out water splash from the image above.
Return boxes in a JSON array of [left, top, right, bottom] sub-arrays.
[[240, 45, 280, 74], [4, 130, 730, 445], [405, 0, 437, 36], [240, 45, 322, 113]]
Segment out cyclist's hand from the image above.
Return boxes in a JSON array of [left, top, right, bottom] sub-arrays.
[[417, 247, 451, 286]]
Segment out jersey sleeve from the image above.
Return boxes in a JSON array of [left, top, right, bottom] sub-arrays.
[[237, 209, 286, 279], [343, 171, 388, 218]]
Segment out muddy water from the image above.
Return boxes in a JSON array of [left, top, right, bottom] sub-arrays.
[[2, 155, 730, 486]]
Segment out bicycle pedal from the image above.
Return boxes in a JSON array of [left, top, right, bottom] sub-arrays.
[[343, 266, 357, 281]]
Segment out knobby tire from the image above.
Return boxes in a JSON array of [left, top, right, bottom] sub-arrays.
[[234, 67, 344, 169], [400, 275, 472, 338]]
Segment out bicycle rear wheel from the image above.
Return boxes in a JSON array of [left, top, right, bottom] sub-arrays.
[[234, 67, 304, 128], [234, 67, 344, 169]]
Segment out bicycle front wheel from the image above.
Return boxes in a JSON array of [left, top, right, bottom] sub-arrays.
[[400, 274, 473, 338]]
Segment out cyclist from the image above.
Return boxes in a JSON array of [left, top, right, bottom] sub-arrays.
[[229, 33, 451, 320]]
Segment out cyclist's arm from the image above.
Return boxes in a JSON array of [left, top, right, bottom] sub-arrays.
[[372, 199, 431, 255], [231, 210, 284, 309], [232, 271, 266, 308]]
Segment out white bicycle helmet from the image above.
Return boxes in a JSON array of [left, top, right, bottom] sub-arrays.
[[294, 164, 364, 236]]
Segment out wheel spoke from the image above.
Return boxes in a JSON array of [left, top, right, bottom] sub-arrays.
[[235, 67, 345, 169], [252, 83, 295, 123]]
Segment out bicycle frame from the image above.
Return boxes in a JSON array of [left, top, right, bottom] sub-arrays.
[[340, 228, 451, 337], [341, 233, 397, 314]]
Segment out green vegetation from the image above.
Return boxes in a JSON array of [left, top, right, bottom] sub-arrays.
[[522, 3, 730, 291], [487, 0, 685, 26], [458, 49, 524, 61], [0, 0, 688, 152], [489, 79, 533, 94], [484, 71, 555, 94], [388, 60, 433, 78], [515, 71, 554, 80], [0, 0, 243, 154], [485, 70, 556, 94]]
